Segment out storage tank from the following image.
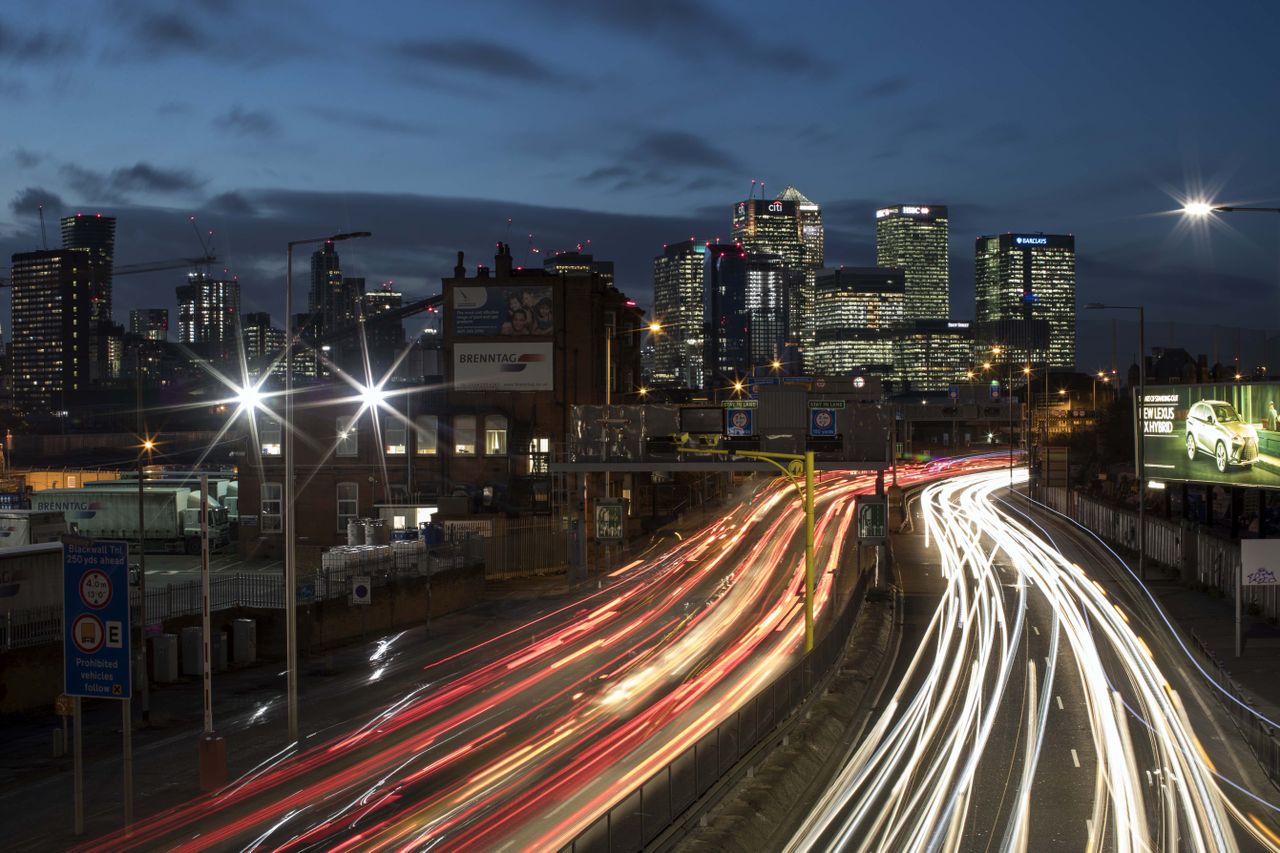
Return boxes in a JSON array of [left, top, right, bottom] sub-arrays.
[[347, 519, 365, 546]]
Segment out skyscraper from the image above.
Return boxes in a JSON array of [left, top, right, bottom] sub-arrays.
[[176, 273, 241, 359], [745, 253, 787, 367], [892, 320, 974, 391], [733, 197, 806, 366], [361, 282, 406, 378], [974, 233, 1076, 368], [703, 243, 750, 385], [808, 267, 906, 375], [652, 240, 707, 388], [876, 205, 949, 321], [545, 252, 615, 288], [242, 311, 286, 378], [129, 308, 169, 341], [777, 187, 823, 363], [9, 249, 111, 412], [309, 241, 342, 318], [61, 213, 115, 322]]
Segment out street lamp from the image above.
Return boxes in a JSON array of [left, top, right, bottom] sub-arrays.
[[284, 230, 370, 744], [1183, 201, 1280, 216], [1086, 302, 1146, 582]]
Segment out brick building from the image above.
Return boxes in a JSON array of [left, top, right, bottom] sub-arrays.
[[237, 243, 644, 559]]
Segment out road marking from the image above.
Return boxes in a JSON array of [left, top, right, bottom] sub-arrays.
[[1086, 818, 1094, 835], [1032, 625, 1040, 636], [1056, 695, 1064, 710], [1071, 748, 1081, 768]]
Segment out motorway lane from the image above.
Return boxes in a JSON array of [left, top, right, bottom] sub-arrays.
[[81, 468, 898, 851], [789, 468, 1280, 852]]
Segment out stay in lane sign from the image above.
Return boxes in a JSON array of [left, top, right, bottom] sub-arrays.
[[64, 539, 131, 699]]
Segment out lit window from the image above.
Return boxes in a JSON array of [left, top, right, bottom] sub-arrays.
[[385, 421, 407, 455], [453, 415, 476, 455], [414, 415, 438, 455], [527, 436, 550, 474], [484, 414, 508, 455], [337, 482, 358, 532], [336, 417, 358, 456], [258, 415, 281, 456], [261, 482, 282, 533]]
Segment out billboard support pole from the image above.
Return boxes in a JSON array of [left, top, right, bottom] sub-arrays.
[[72, 696, 83, 835], [1236, 560, 1242, 658]]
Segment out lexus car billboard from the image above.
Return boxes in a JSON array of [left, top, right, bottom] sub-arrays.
[[1142, 382, 1280, 488]]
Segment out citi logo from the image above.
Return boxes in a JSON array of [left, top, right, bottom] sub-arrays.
[[767, 201, 784, 213]]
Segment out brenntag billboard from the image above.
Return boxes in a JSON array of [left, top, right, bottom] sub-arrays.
[[453, 343, 553, 391], [1142, 382, 1280, 488]]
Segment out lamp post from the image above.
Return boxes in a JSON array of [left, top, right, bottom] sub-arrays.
[[1183, 202, 1280, 217], [1086, 302, 1146, 582], [284, 230, 370, 744]]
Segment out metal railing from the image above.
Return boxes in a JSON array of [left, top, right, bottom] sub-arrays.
[[1189, 630, 1280, 787], [560, 567, 874, 852]]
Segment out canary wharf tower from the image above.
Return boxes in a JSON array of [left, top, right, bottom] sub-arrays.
[[875, 204, 949, 321]]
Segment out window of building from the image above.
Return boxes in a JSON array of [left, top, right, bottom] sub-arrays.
[[453, 415, 476, 455], [414, 415, 438, 455], [527, 436, 550, 474], [484, 414, 508, 455], [259, 416, 282, 456], [336, 418, 358, 456], [385, 421, 407, 455], [337, 482, 358, 532], [261, 482, 282, 533]]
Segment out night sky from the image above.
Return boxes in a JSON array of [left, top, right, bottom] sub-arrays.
[[1, 0, 1278, 372]]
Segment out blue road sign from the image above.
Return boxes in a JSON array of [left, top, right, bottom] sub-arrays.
[[725, 406, 754, 437], [63, 539, 130, 699], [989, 380, 1001, 401], [809, 407, 838, 437], [949, 384, 959, 400]]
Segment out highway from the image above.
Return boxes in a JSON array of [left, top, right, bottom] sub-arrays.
[[788, 467, 1280, 852], [85, 462, 990, 851]]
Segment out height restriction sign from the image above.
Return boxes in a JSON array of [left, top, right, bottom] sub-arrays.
[[63, 538, 131, 699]]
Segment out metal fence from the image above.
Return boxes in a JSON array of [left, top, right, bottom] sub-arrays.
[[483, 523, 569, 579], [1, 543, 478, 651], [1042, 488, 1253, 615], [560, 568, 874, 852], [1188, 630, 1280, 786]]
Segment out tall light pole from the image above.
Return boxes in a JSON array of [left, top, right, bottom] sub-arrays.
[[284, 230, 370, 744], [1184, 202, 1280, 217], [1086, 302, 1145, 581]]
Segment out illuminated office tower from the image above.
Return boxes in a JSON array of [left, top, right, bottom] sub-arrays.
[[809, 267, 906, 375], [876, 205, 949, 321], [702, 242, 749, 385], [61, 213, 115, 322], [651, 239, 707, 388], [545, 251, 614, 288], [361, 282, 405, 377], [129, 308, 169, 341], [974, 233, 1076, 368], [9, 249, 110, 412], [776, 187, 823, 362], [733, 197, 806, 365], [893, 320, 974, 391], [744, 253, 787, 367], [176, 272, 241, 360]]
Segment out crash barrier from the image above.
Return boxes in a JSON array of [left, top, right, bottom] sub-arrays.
[[559, 567, 875, 852], [1188, 630, 1280, 787]]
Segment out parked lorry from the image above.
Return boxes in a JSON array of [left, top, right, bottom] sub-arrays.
[[31, 486, 230, 554], [0, 510, 67, 549]]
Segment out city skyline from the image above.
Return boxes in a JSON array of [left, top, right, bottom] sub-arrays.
[[0, 1, 1276, 371]]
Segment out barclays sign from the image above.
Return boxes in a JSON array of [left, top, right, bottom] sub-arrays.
[[1014, 236, 1048, 246]]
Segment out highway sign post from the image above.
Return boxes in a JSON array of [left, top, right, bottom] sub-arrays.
[[856, 499, 887, 542], [63, 537, 131, 834], [808, 400, 844, 438], [351, 576, 372, 605], [594, 499, 624, 542]]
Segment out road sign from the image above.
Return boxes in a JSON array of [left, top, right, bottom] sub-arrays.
[[594, 499, 624, 542], [63, 539, 130, 699], [856, 500, 887, 542], [724, 404, 755, 437], [808, 400, 844, 438], [989, 380, 1001, 401], [351, 576, 372, 605], [949, 384, 959, 400]]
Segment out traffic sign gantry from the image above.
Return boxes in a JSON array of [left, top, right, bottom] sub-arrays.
[[63, 539, 131, 699]]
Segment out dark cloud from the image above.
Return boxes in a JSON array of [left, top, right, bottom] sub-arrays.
[[309, 106, 431, 136], [216, 106, 278, 138], [8, 187, 65, 218], [532, 0, 828, 77], [133, 12, 203, 50], [396, 38, 569, 86], [12, 148, 41, 168], [206, 191, 256, 216], [582, 131, 742, 191], [59, 162, 205, 201], [862, 75, 911, 99], [0, 20, 75, 62]]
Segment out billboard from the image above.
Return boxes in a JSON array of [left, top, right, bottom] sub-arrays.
[[453, 285, 554, 337], [453, 342, 553, 391], [1142, 382, 1280, 488]]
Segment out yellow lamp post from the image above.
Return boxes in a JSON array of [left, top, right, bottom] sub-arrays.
[[674, 437, 817, 652]]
